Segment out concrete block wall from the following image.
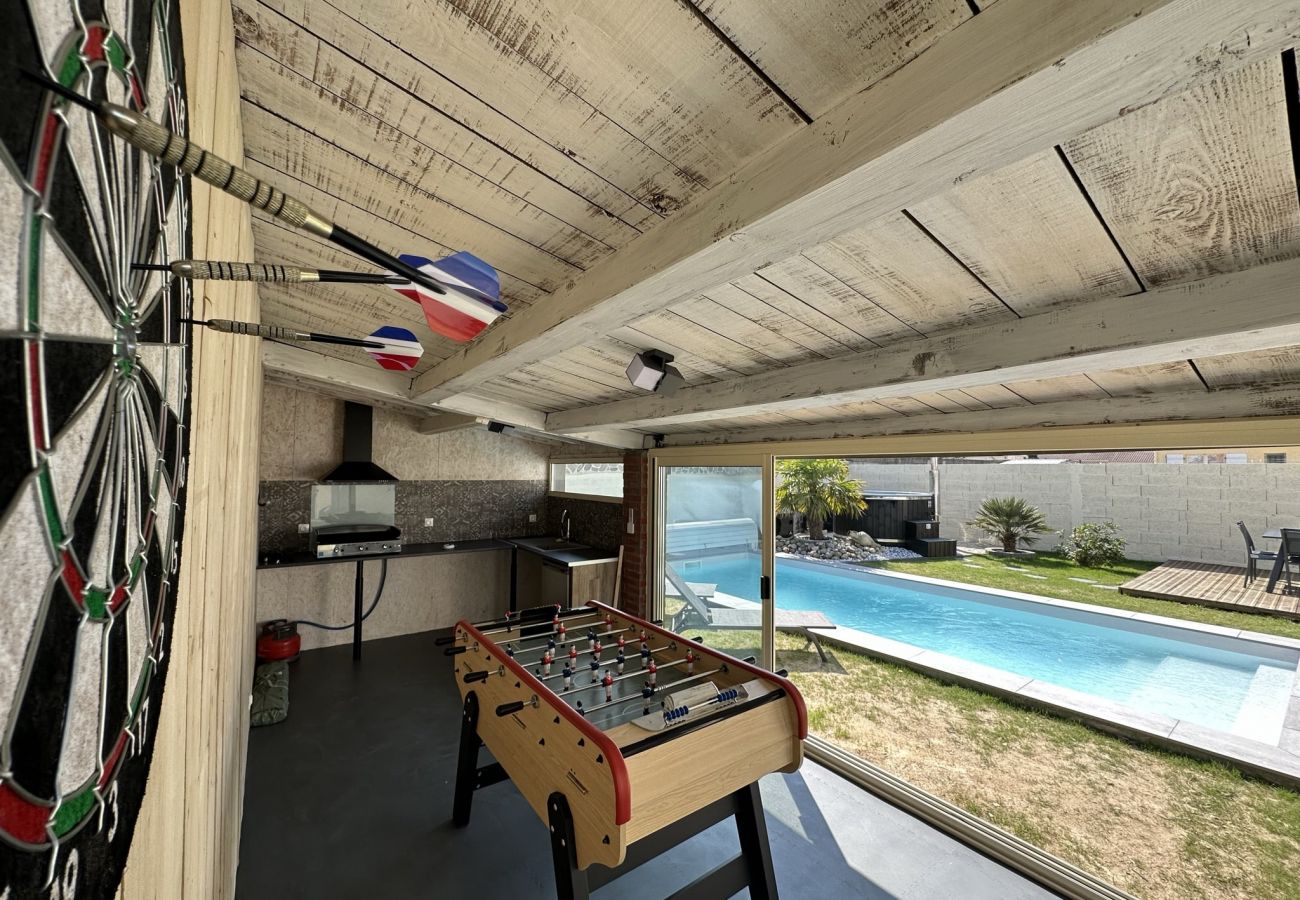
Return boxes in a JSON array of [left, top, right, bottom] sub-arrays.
[[862, 462, 1296, 565]]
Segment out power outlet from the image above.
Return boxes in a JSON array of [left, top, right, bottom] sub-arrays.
[[424, 517, 435, 527], [297, 523, 310, 534], [528, 513, 537, 523]]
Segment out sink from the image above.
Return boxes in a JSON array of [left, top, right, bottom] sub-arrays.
[[512, 536, 588, 551]]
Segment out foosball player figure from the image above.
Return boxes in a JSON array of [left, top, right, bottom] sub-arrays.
[[615, 651, 626, 674], [647, 659, 658, 688], [593, 640, 603, 662], [640, 645, 651, 669], [568, 645, 578, 670], [589, 658, 600, 684], [641, 683, 655, 715], [557, 619, 567, 641], [541, 651, 553, 677], [639, 629, 648, 648], [587, 629, 596, 652], [617, 635, 626, 654], [576, 700, 585, 718], [562, 666, 573, 689], [505, 644, 515, 659], [686, 649, 696, 676], [602, 670, 614, 703]]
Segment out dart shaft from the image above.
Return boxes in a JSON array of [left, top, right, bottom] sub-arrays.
[[140, 260, 407, 284], [94, 102, 446, 296], [201, 319, 383, 349]]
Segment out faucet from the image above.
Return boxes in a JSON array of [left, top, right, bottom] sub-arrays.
[[560, 508, 571, 541]]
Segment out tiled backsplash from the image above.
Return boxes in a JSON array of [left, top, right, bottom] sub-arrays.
[[258, 479, 549, 554], [544, 496, 622, 549]]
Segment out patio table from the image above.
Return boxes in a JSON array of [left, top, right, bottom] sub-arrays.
[[1261, 529, 1298, 593]]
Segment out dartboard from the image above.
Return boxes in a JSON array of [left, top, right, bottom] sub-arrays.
[[1, 0, 191, 896]]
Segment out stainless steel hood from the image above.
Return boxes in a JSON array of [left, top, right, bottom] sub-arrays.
[[321, 402, 397, 483]]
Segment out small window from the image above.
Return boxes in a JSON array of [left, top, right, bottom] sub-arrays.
[[1226, 453, 1248, 465], [1265, 453, 1287, 464], [1166, 453, 1184, 464], [549, 461, 624, 501]]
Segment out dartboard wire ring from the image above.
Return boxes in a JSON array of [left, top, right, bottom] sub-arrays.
[[2, 5, 189, 873]]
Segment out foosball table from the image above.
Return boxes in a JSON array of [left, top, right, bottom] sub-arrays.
[[443, 600, 807, 899]]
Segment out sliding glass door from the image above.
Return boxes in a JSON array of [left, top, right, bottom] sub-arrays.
[[654, 459, 775, 667]]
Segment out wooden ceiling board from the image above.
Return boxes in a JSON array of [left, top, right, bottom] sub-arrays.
[[906, 392, 973, 414], [513, 363, 636, 405], [620, 310, 782, 377], [1001, 373, 1109, 403], [874, 396, 944, 417], [687, 0, 974, 119], [726, 274, 873, 354], [607, 324, 743, 382], [1063, 55, 1300, 288], [757, 256, 915, 346], [667, 295, 825, 366], [323, 0, 804, 200], [234, 45, 641, 257], [474, 374, 586, 413], [560, 338, 719, 389], [1087, 361, 1203, 395], [233, 0, 660, 233], [957, 383, 1031, 409], [803, 212, 1012, 334], [1192, 347, 1300, 388], [907, 149, 1141, 314], [241, 119, 586, 293], [801, 400, 902, 423]]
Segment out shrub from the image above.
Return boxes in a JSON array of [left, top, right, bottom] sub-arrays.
[[1058, 522, 1126, 568], [967, 497, 1051, 553]]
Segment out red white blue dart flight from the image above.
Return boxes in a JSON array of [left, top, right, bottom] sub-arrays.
[[389, 251, 506, 342]]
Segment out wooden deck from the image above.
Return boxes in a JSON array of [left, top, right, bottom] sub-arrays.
[[1120, 560, 1300, 619]]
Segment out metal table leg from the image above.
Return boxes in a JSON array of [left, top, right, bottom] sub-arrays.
[[1265, 549, 1287, 594], [353, 559, 364, 660]]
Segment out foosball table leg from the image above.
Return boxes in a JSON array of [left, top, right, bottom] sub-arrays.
[[736, 781, 778, 900], [547, 792, 591, 900], [452, 692, 481, 827]]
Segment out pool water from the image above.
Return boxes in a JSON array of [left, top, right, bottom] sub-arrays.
[[676, 555, 1298, 744]]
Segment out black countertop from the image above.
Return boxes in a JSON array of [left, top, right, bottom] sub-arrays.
[[257, 539, 512, 570], [500, 537, 620, 567]]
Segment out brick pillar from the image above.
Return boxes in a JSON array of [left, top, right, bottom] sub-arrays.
[[620, 451, 651, 619]]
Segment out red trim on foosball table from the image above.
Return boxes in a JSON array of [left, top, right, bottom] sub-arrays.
[[585, 600, 809, 740], [455, 619, 633, 827]]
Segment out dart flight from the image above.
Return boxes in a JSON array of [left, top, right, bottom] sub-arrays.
[[389, 251, 506, 342]]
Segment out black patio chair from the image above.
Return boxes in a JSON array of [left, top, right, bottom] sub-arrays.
[[1237, 521, 1276, 587], [1281, 528, 1300, 593]]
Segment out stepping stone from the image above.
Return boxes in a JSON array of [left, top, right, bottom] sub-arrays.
[[1068, 577, 1098, 584], [1093, 584, 1120, 591], [1023, 573, 1049, 580], [1005, 566, 1029, 572]]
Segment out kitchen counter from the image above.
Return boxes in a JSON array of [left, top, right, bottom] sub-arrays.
[[501, 536, 619, 568], [257, 539, 512, 570]]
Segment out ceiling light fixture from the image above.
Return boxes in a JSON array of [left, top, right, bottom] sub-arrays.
[[626, 349, 684, 394]]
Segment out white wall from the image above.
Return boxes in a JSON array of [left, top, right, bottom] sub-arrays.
[[893, 462, 1300, 565]]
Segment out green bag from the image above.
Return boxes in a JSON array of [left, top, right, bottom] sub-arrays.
[[251, 661, 289, 727]]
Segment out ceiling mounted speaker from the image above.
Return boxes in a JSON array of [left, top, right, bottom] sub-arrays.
[[626, 350, 685, 394]]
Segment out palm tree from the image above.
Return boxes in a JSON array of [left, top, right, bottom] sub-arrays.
[[776, 458, 866, 541], [968, 497, 1051, 553]]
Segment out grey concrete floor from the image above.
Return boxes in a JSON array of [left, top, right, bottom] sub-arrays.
[[236, 631, 1055, 899]]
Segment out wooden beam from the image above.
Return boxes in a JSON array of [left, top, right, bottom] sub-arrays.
[[660, 385, 1300, 446], [416, 413, 488, 435], [545, 256, 1300, 431], [410, 0, 1300, 403]]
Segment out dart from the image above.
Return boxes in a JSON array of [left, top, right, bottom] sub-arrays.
[[388, 251, 507, 342], [133, 259, 408, 285], [182, 319, 425, 371], [22, 68, 456, 302]]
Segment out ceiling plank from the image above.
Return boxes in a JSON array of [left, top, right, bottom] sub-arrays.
[[1088, 361, 1203, 395], [411, 0, 1298, 403], [757, 255, 913, 344], [1063, 54, 1300, 287], [317, 0, 803, 200], [907, 149, 1141, 314], [619, 310, 780, 376], [703, 279, 856, 358], [1193, 346, 1300, 388], [544, 255, 1300, 431], [662, 384, 1300, 446], [233, 38, 643, 249], [801, 211, 1012, 333], [686, 0, 974, 118], [1001, 373, 1109, 404], [666, 295, 825, 365]]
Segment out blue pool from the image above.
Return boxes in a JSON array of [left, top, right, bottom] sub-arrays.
[[675, 554, 1299, 743]]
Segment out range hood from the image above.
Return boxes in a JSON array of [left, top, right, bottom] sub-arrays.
[[321, 402, 397, 483]]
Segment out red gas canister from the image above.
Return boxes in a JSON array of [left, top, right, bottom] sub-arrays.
[[257, 619, 301, 662]]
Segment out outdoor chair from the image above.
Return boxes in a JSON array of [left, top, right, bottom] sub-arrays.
[[1237, 521, 1276, 587], [1280, 528, 1300, 593]]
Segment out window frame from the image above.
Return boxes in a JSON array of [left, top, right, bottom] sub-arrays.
[[548, 457, 626, 504]]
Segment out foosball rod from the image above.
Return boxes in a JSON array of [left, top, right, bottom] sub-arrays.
[[505, 626, 632, 661], [554, 656, 691, 697], [528, 644, 674, 685], [474, 606, 597, 637], [576, 665, 727, 719], [483, 611, 610, 643]]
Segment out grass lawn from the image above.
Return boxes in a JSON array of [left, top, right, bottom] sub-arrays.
[[861, 551, 1300, 642], [690, 628, 1300, 900]]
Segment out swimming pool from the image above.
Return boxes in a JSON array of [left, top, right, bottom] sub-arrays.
[[675, 554, 1300, 744]]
